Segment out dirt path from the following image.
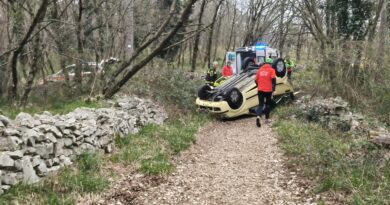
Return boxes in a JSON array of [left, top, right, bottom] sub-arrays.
[[131, 118, 312, 205]]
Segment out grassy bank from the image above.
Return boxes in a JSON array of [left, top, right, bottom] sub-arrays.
[[274, 106, 390, 204], [0, 114, 210, 205], [0, 67, 209, 204]]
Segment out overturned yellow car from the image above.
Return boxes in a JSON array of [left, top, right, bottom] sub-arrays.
[[196, 45, 294, 119]]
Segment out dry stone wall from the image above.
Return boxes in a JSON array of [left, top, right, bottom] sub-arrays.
[[0, 97, 167, 194], [295, 96, 389, 140]]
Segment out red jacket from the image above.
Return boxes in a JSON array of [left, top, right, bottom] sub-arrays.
[[256, 64, 276, 92], [222, 66, 233, 77]]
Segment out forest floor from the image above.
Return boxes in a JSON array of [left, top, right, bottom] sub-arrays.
[[86, 117, 319, 205]]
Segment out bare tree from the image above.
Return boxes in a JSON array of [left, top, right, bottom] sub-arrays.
[[7, 0, 50, 100], [191, 0, 207, 72], [203, 0, 223, 68]]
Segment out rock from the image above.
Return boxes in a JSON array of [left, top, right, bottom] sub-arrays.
[[62, 129, 72, 136], [105, 144, 113, 153], [35, 143, 54, 159], [0, 137, 21, 151], [2, 173, 21, 185], [6, 150, 24, 159], [0, 115, 12, 127], [21, 156, 39, 184], [15, 113, 40, 128], [13, 160, 23, 171], [0, 154, 15, 169], [54, 139, 65, 156], [4, 128, 20, 136], [23, 129, 39, 146], [35, 125, 63, 138], [80, 143, 96, 152], [99, 136, 112, 147], [24, 147, 37, 155], [42, 111, 52, 116], [31, 156, 42, 168], [44, 133, 57, 143], [36, 163, 48, 177], [63, 138, 73, 147], [62, 149, 73, 157], [45, 159, 54, 168], [52, 158, 60, 166], [84, 137, 97, 146], [1, 185, 11, 191], [59, 155, 72, 166]]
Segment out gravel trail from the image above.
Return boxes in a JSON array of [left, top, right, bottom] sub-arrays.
[[134, 118, 308, 205]]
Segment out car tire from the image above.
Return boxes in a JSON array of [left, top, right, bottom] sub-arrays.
[[272, 58, 287, 78], [225, 88, 243, 110], [242, 57, 255, 72], [198, 85, 213, 100], [290, 92, 295, 101]]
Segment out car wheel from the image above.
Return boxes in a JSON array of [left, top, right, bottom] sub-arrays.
[[242, 57, 255, 72], [226, 88, 243, 110], [290, 92, 295, 101], [198, 85, 213, 100], [272, 58, 287, 78]]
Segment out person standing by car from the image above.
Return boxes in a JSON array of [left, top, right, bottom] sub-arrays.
[[255, 58, 276, 127], [222, 61, 233, 77], [286, 57, 295, 79], [205, 61, 219, 85]]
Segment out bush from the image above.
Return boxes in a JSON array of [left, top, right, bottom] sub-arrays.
[[274, 118, 390, 204], [123, 66, 204, 114]]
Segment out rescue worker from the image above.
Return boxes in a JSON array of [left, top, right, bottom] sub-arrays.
[[255, 58, 276, 127], [205, 61, 219, 85], [222, 61, 233, 77], [286, 57, 295, 79]]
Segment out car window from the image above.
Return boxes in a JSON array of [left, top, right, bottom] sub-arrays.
[[256, 57, 265, 64]]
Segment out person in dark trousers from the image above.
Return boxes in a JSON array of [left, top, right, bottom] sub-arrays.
[[205, 61, 219, 85], [255, 58, 276, 127]]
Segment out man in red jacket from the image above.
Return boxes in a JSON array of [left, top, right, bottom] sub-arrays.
[[255, 58, 276, 127], [222, 61, 233, 77]]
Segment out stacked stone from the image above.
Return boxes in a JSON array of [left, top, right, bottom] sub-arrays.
[[0, 97, 167, 194], [296, 96, 365, 133], [296, 96, 389, 139]]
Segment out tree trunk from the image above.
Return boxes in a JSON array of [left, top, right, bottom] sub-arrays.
[[377, 0, 387, 68], [103, 0, 198, 99], [7, 0, 50, 101], [278, 0, 286, 57], [203, 0, 223, 68], [191, 0, 207, 72], [296, 25, 304, 62], [74, 0, 84, 89], [20, 33, 42, 106]]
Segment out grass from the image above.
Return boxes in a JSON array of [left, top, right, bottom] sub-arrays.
[[0, 64, 210, 203], [113, 114, 209, 175], [0, 114, 209, 204], [274, 106, 390, 204], [0, 153, 107, 205]]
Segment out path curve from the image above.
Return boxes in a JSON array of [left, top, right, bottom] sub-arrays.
[[134, 118, 309, 205]]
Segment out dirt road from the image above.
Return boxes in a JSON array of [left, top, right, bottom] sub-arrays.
[[133, 118, 311, 205]]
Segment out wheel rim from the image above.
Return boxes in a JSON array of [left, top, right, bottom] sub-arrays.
[[231, 91, 239, 103]]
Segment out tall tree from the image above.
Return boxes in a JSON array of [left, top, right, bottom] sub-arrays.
[[377, 0, 388, 67], [7, 0, 50, 100], [204, 0, 223, 68], [103, 0, 198, 98], [191, 0, 207, 72]]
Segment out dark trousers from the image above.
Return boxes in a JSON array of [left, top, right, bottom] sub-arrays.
[[257, 91, 272, 119]]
